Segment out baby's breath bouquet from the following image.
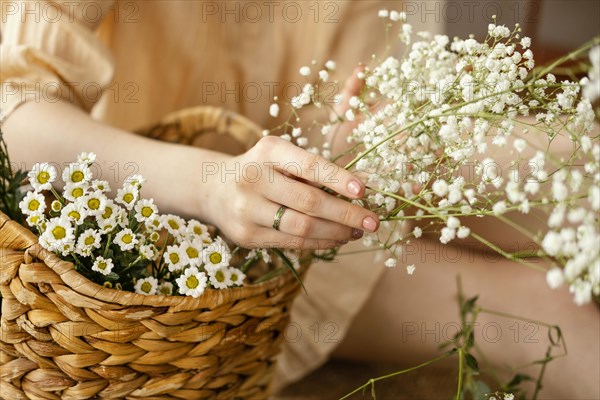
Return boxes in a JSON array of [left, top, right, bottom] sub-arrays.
[[18, 152, 276, 297], [269, 12, 600, 305]]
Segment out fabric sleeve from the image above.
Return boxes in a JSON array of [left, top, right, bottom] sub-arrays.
[[0, 0, 115, 123]]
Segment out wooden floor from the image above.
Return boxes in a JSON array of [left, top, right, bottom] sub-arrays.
[[273, 358, 459, 400]]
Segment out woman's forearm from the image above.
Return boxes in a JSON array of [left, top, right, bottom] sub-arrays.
[[2, 100, 228, 223]]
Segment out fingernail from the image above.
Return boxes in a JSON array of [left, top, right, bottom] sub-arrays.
[[362, 216, 378, 232], [337, 240, 349, 245], [352, 229, 364, 239], [347, 180, 362, 196]]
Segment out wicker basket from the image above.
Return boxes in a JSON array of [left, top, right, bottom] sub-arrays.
[[0, 107, 308, 399]]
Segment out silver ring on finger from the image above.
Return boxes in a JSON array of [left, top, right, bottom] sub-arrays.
[[272, 205, 288, 231]]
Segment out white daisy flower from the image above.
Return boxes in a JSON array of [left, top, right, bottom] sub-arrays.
[[26, 214, 45, 227], [79, 190, 106, 216], [61, 203, 88, 225], [19, 191, 46, 216], [228, 267, 246, 286], [158, 281, 174, 296], [164, 244, 188, 272], [208, 267, 232, 289], [114, 228, 138, 251], [149, 231, 161, 242], [134, 199, 158, 223], [135, 277, 158, 295], [124, 174, 146, 188], [63, 182, 88, 202], [99, 199, 120, 221], [115, 186, 139, 210], [186, 219, 212, 244], [77, 152, 97, 165], [76, 229, 102, 255], [62, 162, 92, 185], [246, 248, 271, 263], [145, 215, 163, 231], [92, 256, 114, 276], [50, 200, 62, 212], [39, 217, 75, 251], [27, 162, 57, 191], [176, 267, 207, 298], [97, 216, 118, 234], [202, 240, 232, 272], [161, 214, 187, 237], [180, 239, 203, 267], [91, 180, 111, 193], [139, 244, 158, 261]]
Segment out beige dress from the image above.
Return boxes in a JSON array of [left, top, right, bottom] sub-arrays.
[[0, 0, 441, 387]]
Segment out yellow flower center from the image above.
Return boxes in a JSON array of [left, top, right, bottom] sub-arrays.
[[102, 207, 113, 219], [52, 226, 66, 240], [160, 286, 171, 295], [215, 270, 225, 282], [122, 234, 133, 244], [38, 171, 50, 184], [68, 211, 80, 220], [141, 281, 153, 293], [168, 220, 179, 230], [84, 236, 95, 246], [169, 253, 180, 264], [87, 198, 101, 210], [209, 252, 222, 264], [141, 206, 153, 218], [28, 199, 40, 211], [186, 247, 199, 259], [123, 193, 134, 204], [71, 170, 84, 183], [193, 227, 203, 235], [72, 187, 84, 198], [30, 215, 40, 224], [186, 275, 199, 289], [97, 261, 107, 270], [231, 273, 238, 282]]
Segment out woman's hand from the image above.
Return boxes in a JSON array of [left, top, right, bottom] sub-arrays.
[[204, 136, 380, 249]]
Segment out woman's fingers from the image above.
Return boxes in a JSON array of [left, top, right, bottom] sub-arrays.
[[246, 227, 343, 250], [255, 136, 367, 199], [262, 171, 379, 233], [261, 201, 363, 241]]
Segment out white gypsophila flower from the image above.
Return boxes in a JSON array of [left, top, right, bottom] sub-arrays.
[[269, 103, 280, 118], [319, 70, 329, 81], [158, 281, 174, 296], [296, 137, 309, 147], [299, 66, 311, 76], [176, 267, 208, 298], [62, 162, 92, 185], [164, 244, 188, 272], [161, 214, 187, 237], [378, 9, 389, 18], [91, 180, 111, 193], [63, 182, 88, 202], [384, 258, 397, 268], [325, 60, 336, 71], [432, 179, 448, 197], [79, 190, 106, 216], [457, 226, 471, 239], [124, 174, 146, 189], [492, 201, 508, 215], [440, 227, 456, 244], [92, 256, 114, 276], [27, 163, 57, 191], [413, 226, 423, 238], [114, 228, 138, 251], [19, 191, 46, 216], [546, 268, 564, 289], [406, 264, 416, 275], [115, 186, 139, 210], [39, 217, 75, 252], [61, 203, 88, 225], [228, 267, 246, 286], [135, 277, 158, 295], [134, 198, 158, 223], [583, 45, 600, 102], [208, 267, 233, 289], [139, 244, 158, 261], [76, 229, 102, 256], [202, 240, 232, 272], [77, 152, 96, 165], [50, 200, 62, 212], [180, 239, 203, 267], [345, 109, 355, 122]]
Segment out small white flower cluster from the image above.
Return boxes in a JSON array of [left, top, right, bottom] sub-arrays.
[[272, 12, 600, 304], [20, 153, 245, 298]]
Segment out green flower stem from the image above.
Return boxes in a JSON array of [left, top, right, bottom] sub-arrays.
[[456, 348, 464, 400], [533, 36, 600, 79], [339, 350, 457, 400], [103, 233, 113, 258], [469, 231, 546, 272]]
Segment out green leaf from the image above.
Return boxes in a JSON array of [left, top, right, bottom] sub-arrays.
[[464, 352, 479, 372], [105, 272, 120, 281], [469, 380, 492, 400], [273, 248, 307, 295], [506, 373, 533, 388]]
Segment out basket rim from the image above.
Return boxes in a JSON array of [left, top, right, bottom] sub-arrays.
[[1, 210, 305, 310]]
